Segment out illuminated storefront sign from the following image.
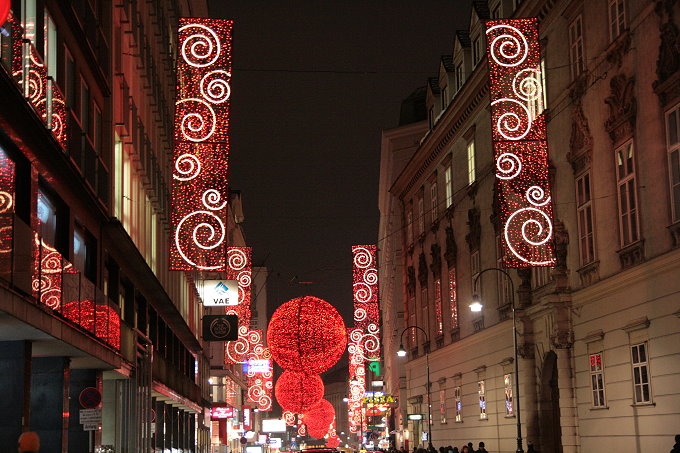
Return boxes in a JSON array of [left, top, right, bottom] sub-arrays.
[[199, 279, 239, 306], [210, 406, 234, 419]]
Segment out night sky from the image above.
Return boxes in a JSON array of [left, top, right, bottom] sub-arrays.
[[208, 2, 470, 323]]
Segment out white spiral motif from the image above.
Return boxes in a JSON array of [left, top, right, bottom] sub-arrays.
[[526, 186, 551, 206], [0, 191, 13, 214], [504, 207, 554, 265], [353, 307, 367, 323], [362, 333, 380, 354], [174, 210, 226, 270], [176, 98, 216, 142], [228, 248, 247, 270], [487, 24, 529, 67], [513, 68, 542, 101], [363, 268, 378, 285], [353, 247, 373, 268], [238, 270, 252, 288], [200, 70, 231, 104], [27, 69, 44, 104], [179, 23, 221, 68], [490, 98, 532, 140], [202, 189, 227, 210], [354, 283, 372, 303], [496, 153, 522, 180], [174, 154, 201, 181]]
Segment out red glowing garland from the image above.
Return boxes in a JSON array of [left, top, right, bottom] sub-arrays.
[[485, 18, 555, 267], [170, 18, 233, 271], [267, 296, 347, 374], [275, 371, 324, 414], [61, 300, 121, 349]]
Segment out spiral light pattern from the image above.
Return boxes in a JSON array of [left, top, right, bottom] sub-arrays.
[[486, 18, 555, 267], [171, 19, 232, 271]]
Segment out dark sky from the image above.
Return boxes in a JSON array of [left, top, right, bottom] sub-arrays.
[[208, 1, 470, 322]]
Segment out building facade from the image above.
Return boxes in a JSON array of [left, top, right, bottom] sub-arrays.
[[0, 1, 232, 452], [378, 0, 680, 452]]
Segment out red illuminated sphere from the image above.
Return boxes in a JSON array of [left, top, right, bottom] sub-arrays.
[[326, 437, 340, 448], [303, 399, 335, 432], [267, 296, 347, 374], [274, 370, 324, 414], [0, 0, 10, 25], [307, 426, 330, 439]]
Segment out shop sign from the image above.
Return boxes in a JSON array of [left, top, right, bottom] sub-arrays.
[[199, 280, 239, 306], [211, 406, 234, 419]]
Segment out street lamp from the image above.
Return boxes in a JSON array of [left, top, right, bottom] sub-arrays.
[[396, 325, 432, 449], [470, 267, 523, 453]]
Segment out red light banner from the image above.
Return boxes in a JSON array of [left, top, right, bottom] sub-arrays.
[[225, 247, 252, 328], [244, 330, 273, 411], [485, 18, 555, 267], [170, 18, 233, 270], [347, 328, 365, 433], [352, 245, 380, 359]]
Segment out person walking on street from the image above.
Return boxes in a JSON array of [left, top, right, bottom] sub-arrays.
[[671, 434, 680, 453], [467, 442, 475, 453], [477, 442, 487, 453], [460, 445, 470, 453], [18, 432, 40, 453]]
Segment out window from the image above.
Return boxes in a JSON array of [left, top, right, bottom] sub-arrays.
[[80, 78, 90, 135], [631, 343, 651, 403], [21, 0, 37, 43], [454, 386, 462, 422], [496, 236, 513, 304], [666, 104, 680, 221], [467, 140, 476, 185], [478, 380, 487, 419], [434, 279, 443, 336], [444, 165, 453, 209], [532, 266, 551, 289], [576, 172, 596, 265], [63, 47, 76, 112], [37, 188, 58, 246], [504, 374, 514, 416], [44, 10, 58, 79], [420, 286, 429, 346], [428, 106, 435, 130], [441, 85, 448, 110], [528, 59, 547, 121], [569, 16, 585, 80], [417, 196, 425, 236], [406, 204, 414, 244], [615, 141, 640, 246], [492, 4, 501, 19], [608, 0, 626, 41], [448, 267, 458, 330], [73, 227, 88, 271], [589, 353, 606, 407], [114, 134, 123, 219], [93, 103, 102, 154], [472, 36, 482, 66], [470, 250, 480, 296], [439, 389, 447, 424], [408, 295, 417, 347], [455, 62, 464, 91], [430, 181, 438, 223]]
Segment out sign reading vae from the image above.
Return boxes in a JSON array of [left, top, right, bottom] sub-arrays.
[[485, 18, 555, 267], [199, 279, 238, 306], [170, 18, 233, 271], [210, 406, 234, 419]]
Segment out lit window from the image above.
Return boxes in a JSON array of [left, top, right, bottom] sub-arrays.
[[444, 165, 453, 208], [569, 16, 585, 80], [434, 279, 443, 336], [478, 380, 487, 419], [454, 386, 462, 422], [73, 227, 88, 273], [448, 267, 458, 330], [467, 140, 476, 185], [439, 389, 447, 424], [44, 10, 58, 79], [666, 104, 680, 222], [504, 374, 514, 416], [37, 189, 57, 246], [608, 0, 626, 41], [430, 181, 438, 223], [631, 343, 651, 403], [576, 172, 596, 265], [615, 141, 640, 246], [21, 0, 37, 43], [589, 353, 606, 407]]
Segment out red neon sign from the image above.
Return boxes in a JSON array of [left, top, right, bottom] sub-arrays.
[[485, 18, 555, 267], [170, 19, 233, 270], [211, 406, 234, 419]]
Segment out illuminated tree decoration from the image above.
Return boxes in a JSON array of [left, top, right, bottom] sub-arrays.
[[352, 245, 381, 359], [275, 370, 324, 414], [267, 296, 347, 374], [303, 399, 335, 433], [485, 18, 555, 267], [170, 18, 233, 271]]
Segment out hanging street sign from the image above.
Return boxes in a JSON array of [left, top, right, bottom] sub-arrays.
[[199, 280, 239, 306]]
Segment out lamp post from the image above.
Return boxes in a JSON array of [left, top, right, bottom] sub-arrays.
[[470, 267, 523, 453], [396, 325, 432, 449]]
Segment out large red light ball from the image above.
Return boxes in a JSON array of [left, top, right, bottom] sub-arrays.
[[326, 437, 340, 448], [267, 296, 347, 374], [274, 371, 324, 414], [0, 0, 10, 25], [307, 426, 330, 439], [303, 399, 335, 432]]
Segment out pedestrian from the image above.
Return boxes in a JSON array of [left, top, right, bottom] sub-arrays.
[[460, 445, 470, 453], [671, 434, 680, 453], [452, 448, 459, 453], [477, 442, 487, 453], [18, 431, 40, 453], [447, 445, 454, 453], [467, 442, 476, 453], [527, 441, 537, 453]]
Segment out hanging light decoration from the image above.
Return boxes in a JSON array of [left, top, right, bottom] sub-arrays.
[[307, 425, 331, 440], [61, 300, 121, 349], [303, 399, 335, 433], [274, 370, 324, 414], [326, 437, 341, 448], [267, 296, 347, 374], [0, 0, 10, 25]]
